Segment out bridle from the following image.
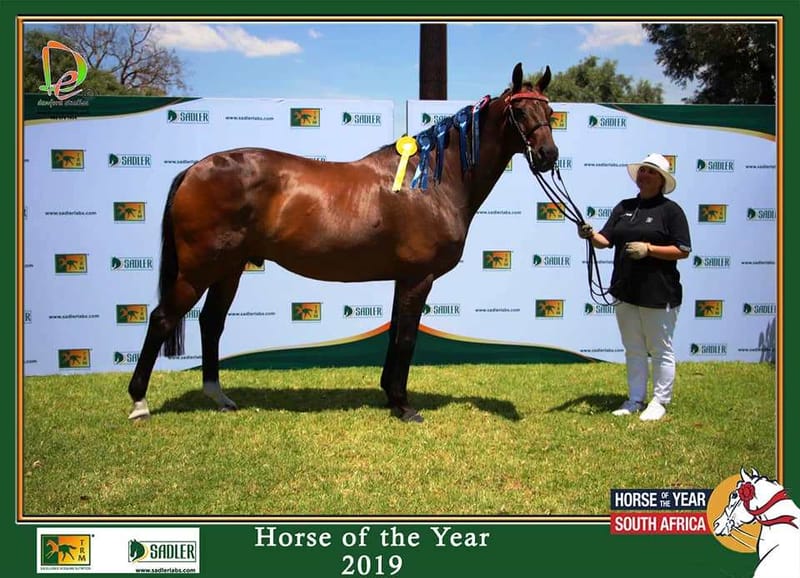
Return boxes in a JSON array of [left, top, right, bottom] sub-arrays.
[[506, 91, 617, 306], [504, 91, 552, 160]]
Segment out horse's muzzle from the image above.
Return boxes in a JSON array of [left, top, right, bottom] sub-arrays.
[[531, 143, 559, 172]]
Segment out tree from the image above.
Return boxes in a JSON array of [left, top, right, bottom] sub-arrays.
[[643, 23, 775, 104], [23, 25, 188, 96], [527, 57, 663, 103]]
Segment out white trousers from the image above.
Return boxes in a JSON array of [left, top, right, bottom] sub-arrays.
[[614, 301, 680, 405]]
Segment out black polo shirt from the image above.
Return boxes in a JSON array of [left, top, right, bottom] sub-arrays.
[[599, 193, 692, 309]]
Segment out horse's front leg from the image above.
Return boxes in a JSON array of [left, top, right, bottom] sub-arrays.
[[380, 275, 434, 422]]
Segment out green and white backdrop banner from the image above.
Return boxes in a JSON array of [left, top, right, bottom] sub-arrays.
[[23, 97, 776, 375]]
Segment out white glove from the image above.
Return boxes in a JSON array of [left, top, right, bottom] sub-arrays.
[[624, 242, 650, 260]]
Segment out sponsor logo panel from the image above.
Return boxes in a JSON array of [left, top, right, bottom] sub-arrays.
[[483, 250, 511, 270], [116, 304, 148, 324], [695, 300, 724, 318], [114, 202, 146, 222], [290, 108, 320, 127], [58, 348, 91, 369], [51, 149, 84, 169], [535, 299, 564, 318], [698, 204, 727, 223], [167, 109, 209, 124], [536, 202, 565, 221], [55, 253, 87, 274], [291, 302, 322, 321]]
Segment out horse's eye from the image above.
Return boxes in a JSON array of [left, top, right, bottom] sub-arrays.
[[514, 108, 527, 120]]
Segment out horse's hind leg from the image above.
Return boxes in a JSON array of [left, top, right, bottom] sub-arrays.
[[128, 276, 202, 419], [380, 275, 434, 422], [199, 271, 243, 411]]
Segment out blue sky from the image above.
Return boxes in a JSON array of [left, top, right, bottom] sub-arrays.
[[31, 21, 696, 136]]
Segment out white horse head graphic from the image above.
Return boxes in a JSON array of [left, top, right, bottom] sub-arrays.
[[713, 468, 800, 578]]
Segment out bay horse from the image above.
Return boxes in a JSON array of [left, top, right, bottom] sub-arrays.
[[713, 468, 800, 578], [127, 62, 558, 422]]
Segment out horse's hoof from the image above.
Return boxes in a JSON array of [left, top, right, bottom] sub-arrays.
[[393, 407, 424, 423], [128, 400, 150, 420], [219, 403, 238, 413]]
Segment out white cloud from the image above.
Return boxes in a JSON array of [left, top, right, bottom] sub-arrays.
[[308, 28, 323, 39], [152, 23, 302, 57], [578, 23, 646, 51]]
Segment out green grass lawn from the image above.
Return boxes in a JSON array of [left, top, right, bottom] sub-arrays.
[[21, 362, 775, 517]]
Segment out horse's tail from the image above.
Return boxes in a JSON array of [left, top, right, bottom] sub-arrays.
[[160, 169, 188, 357]]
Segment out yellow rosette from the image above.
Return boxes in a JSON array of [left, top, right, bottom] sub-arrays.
[[392, 136, 418, 191]]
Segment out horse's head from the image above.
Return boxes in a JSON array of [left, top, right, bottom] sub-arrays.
[[504, 63, 559, 172], [713, 467, 781, 536]]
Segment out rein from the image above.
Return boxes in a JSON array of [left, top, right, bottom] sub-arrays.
[[506, 95, 615, 306]]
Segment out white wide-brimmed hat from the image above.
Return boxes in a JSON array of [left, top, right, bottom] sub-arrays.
[[627, 153, 677, 194]]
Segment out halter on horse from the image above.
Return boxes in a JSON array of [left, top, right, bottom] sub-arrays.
[[127, 62, 558, 422]]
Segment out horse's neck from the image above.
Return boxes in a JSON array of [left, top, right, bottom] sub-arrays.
[[464, 101, 516, 216]]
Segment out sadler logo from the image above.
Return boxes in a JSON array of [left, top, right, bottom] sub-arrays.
[[291, 108, 320, 127]]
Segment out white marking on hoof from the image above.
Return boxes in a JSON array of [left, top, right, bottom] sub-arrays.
[[128, 399, 150, 420], [203, 381, 238, 411]]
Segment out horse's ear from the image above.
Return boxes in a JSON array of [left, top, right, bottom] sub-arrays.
[[751, 467, 760, 478], [512, 62, 523, 93], [536, 65, 552, 93], [741, 467, 752, 482]]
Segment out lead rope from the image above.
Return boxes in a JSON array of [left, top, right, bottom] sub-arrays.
[[523, 148, 616, 306]]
